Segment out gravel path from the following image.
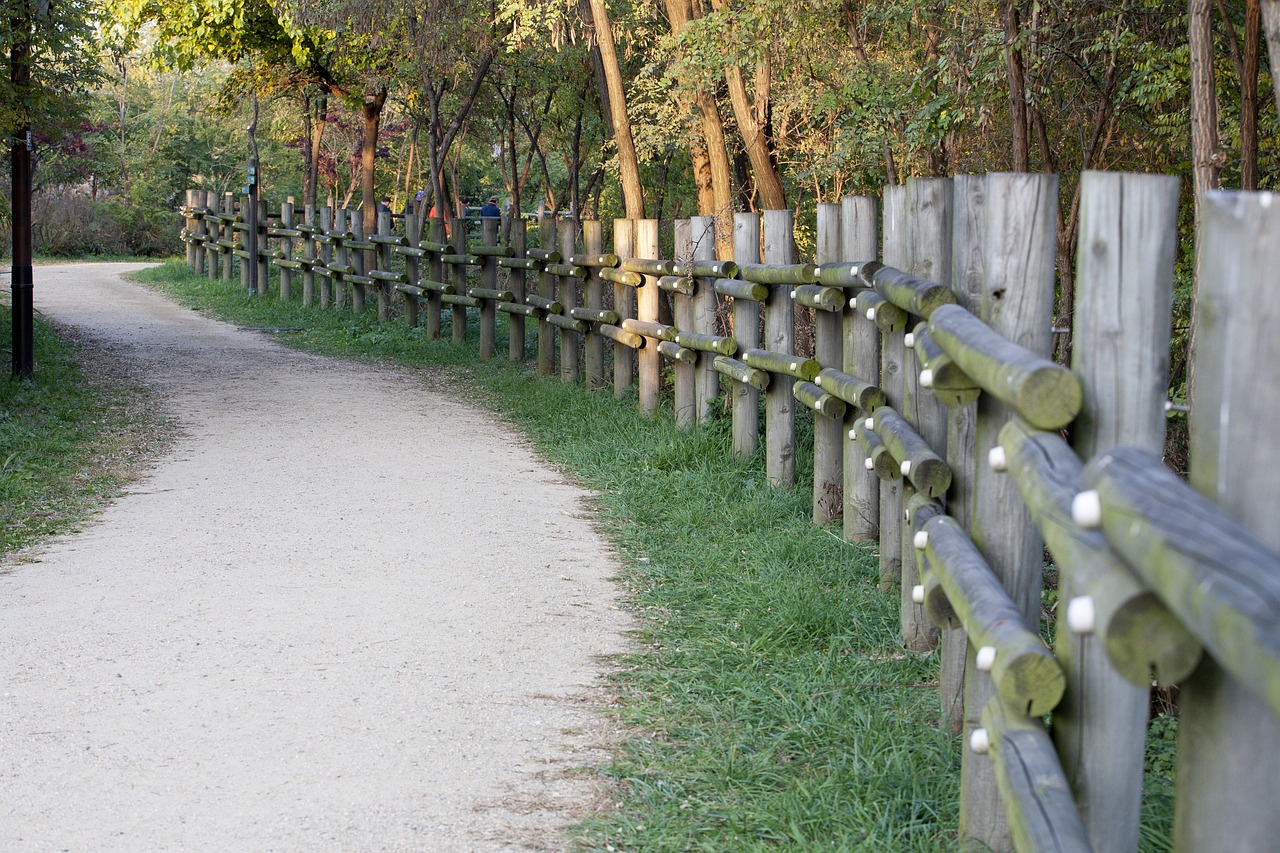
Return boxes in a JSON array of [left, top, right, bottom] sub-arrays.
[[0, 263, 631, 851]]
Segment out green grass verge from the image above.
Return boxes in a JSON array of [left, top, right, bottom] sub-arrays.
[[1, 301, 168, 555], [131, 260, 1176, 852]]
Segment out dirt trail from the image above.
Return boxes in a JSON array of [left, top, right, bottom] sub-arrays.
[[0, 264, 631, 851]]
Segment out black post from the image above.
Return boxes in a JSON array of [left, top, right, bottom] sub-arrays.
[[10, 0, 34, 379]]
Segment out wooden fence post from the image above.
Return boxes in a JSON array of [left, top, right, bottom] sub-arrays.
[[221, 192, 234, 283], [377, 207, 393, 321], [426, 217, 445, 338], [842, 195, 879, 541], [302, 204, 317, 307], [691, 215, 719, 422], [185, 190, 198, 270], [813, 202, 843, 522], [613, 219, 636, 398], [509, 218, 527, 362], [636, 218, 661, 416], [673, 218, 696, 427], [281, 198, 295, 302], [334, 208, 350, 309], [537, 210, 557, 376], [583, 220, 607, 388], [959, 172, 1058, 852], [402, 212, 419, 327], [1048, 170, 1180, 853], [451, 209, 469, 343], [879, 184, 907, 591], [1176, 189, 1280, 851], [763, 209, 796, 488], [479, 216, 500, 358], [319, 207, 334, 308], [732, 212, 761, 458], [940, 174, 986, 735], [901, 177, 952, 650], [558, 217, 580, 383], [350, 215, 367, 314], [202, 191, 217, 280], [239, 194, 252, 295], [256, 198, 269, 298]]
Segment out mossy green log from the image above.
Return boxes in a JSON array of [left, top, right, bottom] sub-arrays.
[[1000, 421, 1200, 686], [981, 697, 1092, 853], [794, 381, 846, 419], [815, 367, 885, 412], [1083, 446, 1280, 719], [924, 514, 1066, 716], [928, 304, 1082, 430], [740, 348, 820, 381], [673, 331, 737, 356], [869, 406, 951, 498]]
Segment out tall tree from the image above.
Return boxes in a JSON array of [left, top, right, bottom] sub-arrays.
[[583, 0, 645, 218]]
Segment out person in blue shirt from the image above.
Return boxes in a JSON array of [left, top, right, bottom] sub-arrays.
[[479, 196, 502, 218]]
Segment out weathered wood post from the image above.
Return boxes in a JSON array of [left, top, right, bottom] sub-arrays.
[[508, 219, 527, 361], [479, 216, 500, 358], [636, 218, 661, 416], [450, 209, 469, 343], [302, 203, 317, 307], [583, 220, 608, 388], [558, 217, 580, 383], [939, 174, 986, 734], [319, 206, 334, 308], [673, 219, 696, 427], [842, 195, 879, 540], [1042, 170, 1180, 853], [376, 207, 393, 321], [813, 202, 844, 522], [426, 217, 445, 338], [185, 190, 199, 270], [402, 212, 420, 327], [280, 197, 295, 302], [350, 215, 368, 314], [221, 192, 234, 283], [901, 177, 952, 650], [256, 197, 269, 298], [959, 172, 1058, 852], [537, 210, 558, 376], [878, 185, 908, 590], [333, 208, 349, 309], [613, 219, 637, 398], [1175, 190, 1280, 851], [204, 189, 220, 279], [763, 209, 797, 488], [239, 194, 253, 295], [732, 212, 762, 458], [690, 216, 719, 422]]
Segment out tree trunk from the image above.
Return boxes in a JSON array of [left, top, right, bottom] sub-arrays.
[[666, 0, 735, 250], [1242, 0, 1261, 189], [361, 87, 388, 237], [306, 91, 327, 209], [723, 59, 787, 209], [586, 0, 646, 218], [1189, 0, 1221, 219], [1004, 0, 1029, 172]]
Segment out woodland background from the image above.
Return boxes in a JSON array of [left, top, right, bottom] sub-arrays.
[[4, 0, 1280, 411]]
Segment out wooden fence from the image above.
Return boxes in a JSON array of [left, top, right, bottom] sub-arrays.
[[178, 177, 1280, 853]]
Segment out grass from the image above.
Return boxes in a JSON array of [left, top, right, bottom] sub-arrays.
[[1, 299, 169, 555], [24, 259, 1179, 850]]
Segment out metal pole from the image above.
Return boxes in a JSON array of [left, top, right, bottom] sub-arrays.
[[10, 0, 34, 379]]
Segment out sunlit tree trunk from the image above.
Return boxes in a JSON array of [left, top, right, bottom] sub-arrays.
[[585, 0, 645, 218]]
